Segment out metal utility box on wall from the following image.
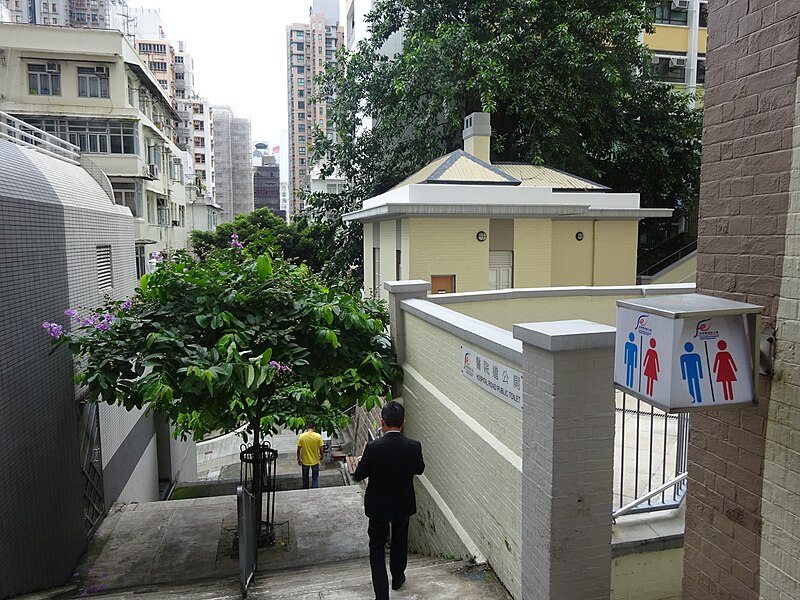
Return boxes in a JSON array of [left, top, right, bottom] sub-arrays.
[[614, 294, 762, 413]]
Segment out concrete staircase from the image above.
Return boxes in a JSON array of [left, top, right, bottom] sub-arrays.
[[58, 555, 509, 599]]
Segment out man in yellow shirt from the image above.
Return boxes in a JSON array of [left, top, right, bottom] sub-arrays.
[[297, 420, 325, 489]]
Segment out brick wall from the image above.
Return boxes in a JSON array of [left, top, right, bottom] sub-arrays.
[[402, 312, 523, 599], [684, 1, 800, 599]]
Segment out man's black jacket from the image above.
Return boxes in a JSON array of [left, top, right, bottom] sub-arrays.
[[352, 431, 425, 521]]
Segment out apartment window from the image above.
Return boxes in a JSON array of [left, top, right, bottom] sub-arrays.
[[318, 33, 322, 41], [78, 66, 110, 98], [298, 113, 305, 120], [194, 153, 205, 163], [158, 80, 167, 89], [194, 136, 204, 147], [139, 43, 166, 53], [41, 2, 48, 12], [296, 42, 304, 51], [298, 90, 304, 97], [299, 158, 306, 166], [698, 57, 706, 84], [297, 77, 305, 86], [149, 61, 167, 71], [193, 120, 204, 130], [298, 101, 305, 109], [296, 66, 305, 74], [51, 17, 57, 24], [652, 2, 688, 25], [156, 198, 169, 226], [299, 169, 306, 175], [64, 120, 137, 154], [298, 124, 305, 132], [127, 79, 136, 106], [42, 17, 49, 24], [28, 63, 61, 96], [51, 2, 56, 9], [298, 135, 306, 142], [75, 12, 86, 21], [193, 104, 203, 114], [135, 245, 146, 279], [699, 1, 708, 27], [296, 54, 304, 63], [91, 13, 97, 22], [298, 147, 306, 155], [175, 72, 184, 80], [175, 56, 184, 63], [113, 181, 142, 218], [652, 55, 687, 83], [96, 246, 113, 291]]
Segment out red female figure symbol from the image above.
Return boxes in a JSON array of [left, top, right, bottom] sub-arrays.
[[713, 340, 737, 400], [642, 338, 660, 396]]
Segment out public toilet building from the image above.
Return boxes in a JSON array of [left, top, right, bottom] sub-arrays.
[[344, 113, 672, 299]]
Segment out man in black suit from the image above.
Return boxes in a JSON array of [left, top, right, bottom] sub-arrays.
[[353, 401, 425, 600]]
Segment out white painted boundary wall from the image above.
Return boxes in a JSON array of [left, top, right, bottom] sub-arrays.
[[386, 281, 696, 600], [400, 299, 524, 597]]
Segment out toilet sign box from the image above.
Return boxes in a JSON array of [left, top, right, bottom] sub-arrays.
[[614, 294, 761, 413]]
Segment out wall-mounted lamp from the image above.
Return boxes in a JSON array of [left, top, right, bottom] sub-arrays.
[[575, 231, 584, 241], [476, 231, 487, 242]]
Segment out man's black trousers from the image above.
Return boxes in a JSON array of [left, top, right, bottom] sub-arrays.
[[368, 517, 409, 600]]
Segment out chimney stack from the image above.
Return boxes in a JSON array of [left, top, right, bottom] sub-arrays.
[[462, 112, 491, 163]]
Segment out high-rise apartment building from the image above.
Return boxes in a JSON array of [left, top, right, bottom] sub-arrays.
[[286, 0, 344, 215], [1, 0, 113, 27], [645, 0, 708, 103], [212, 105, 254, 223], [253, 143, 282, 217]]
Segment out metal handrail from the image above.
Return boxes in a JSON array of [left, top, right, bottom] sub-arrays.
[[639, 240, 697, 277], [613, 473, 688, 519], [0, 110, 81, 164]]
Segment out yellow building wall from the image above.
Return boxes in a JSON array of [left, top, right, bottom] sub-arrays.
[[611, 548, 683, 600], [645, 25, 707, 54], [551, 221, 595, 285], [649, 253, 697, 285], [407, 217, 490, 293], [513, 220, 552, 287], [379, 220, 398, 295], [363, 223, 374, 297], [400, 218, 410, 280], [593, 221, 639, 285], [448, 294, 632, 331]]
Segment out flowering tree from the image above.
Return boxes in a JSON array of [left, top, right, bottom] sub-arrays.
[[44, 236, 401, 449]]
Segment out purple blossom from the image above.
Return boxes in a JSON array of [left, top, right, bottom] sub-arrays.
[[120, 300, 132, 310], [42, 321, 63, 340], [268, 360, 292, 374], [64, 309, 80, 320], [150, 251, 162, 261], [231, 233, 244, 250]]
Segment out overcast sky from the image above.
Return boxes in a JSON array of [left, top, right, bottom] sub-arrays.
[[134, 0, 322, 148]]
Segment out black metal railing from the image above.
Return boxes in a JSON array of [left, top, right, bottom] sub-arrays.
[[237, 484, 257, 597], [236, 441, 278, 597], [613, 393, 689, 519]]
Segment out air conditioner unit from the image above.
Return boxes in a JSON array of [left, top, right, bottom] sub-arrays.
[[46, 62, 60, 73], [651, 55, 662, 65], [669, 57, 688, 68], [95, 66, 109, 75], [672, 0, 690, 9], [148, 163, 160, 179]]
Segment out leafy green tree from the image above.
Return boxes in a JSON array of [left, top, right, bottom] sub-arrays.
[[190, 208, 335, 276], [307, 0, 702, 275], [44, 243, 401, 449]]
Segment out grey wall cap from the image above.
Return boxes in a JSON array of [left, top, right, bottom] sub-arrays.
[[463, 112, 491, 139], [428, 283, 696, 306], [617, 293, 763, 319], [384, 280, 431, 294], [513, 320, 616, 351], [401, 298, 523, 364]]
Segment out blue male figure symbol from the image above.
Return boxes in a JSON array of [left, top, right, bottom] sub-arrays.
[[680, 342, 703, 403], [623, 332, 638, 388]]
